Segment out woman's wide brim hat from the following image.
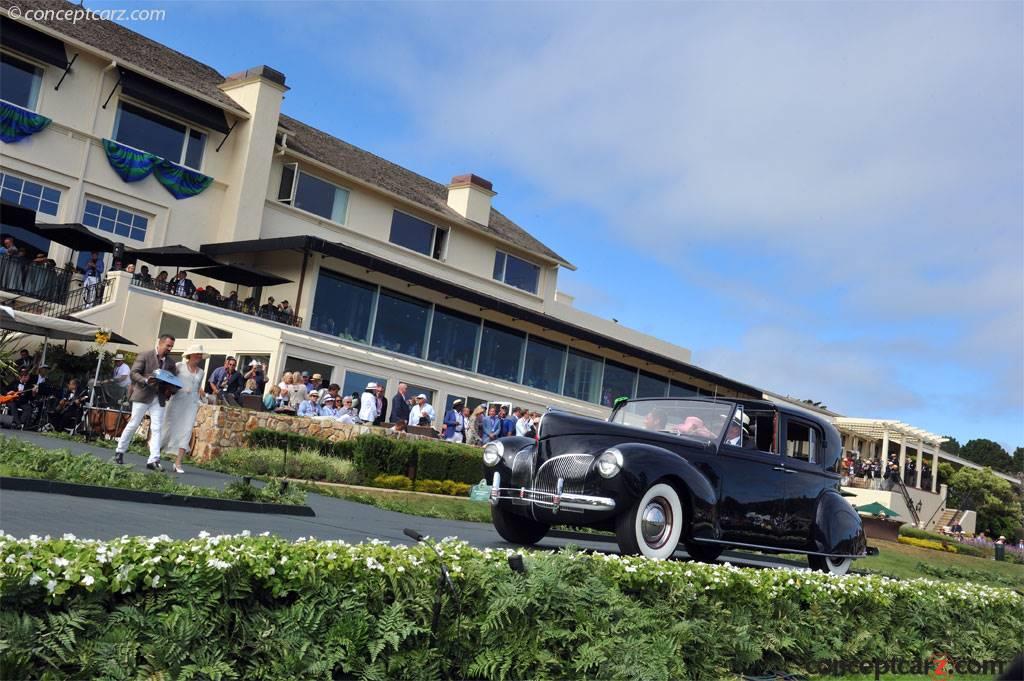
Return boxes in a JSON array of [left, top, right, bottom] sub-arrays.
[[182, 344, 207, 358]]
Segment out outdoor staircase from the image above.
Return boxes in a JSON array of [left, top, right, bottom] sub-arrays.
[[934, 508, 958, 531], [894, 476, 922, 527]]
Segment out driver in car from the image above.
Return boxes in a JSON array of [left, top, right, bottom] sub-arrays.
[[643, 407, 668, 431]]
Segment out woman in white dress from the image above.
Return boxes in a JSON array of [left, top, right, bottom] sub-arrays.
[[161, 344, 206, 474]]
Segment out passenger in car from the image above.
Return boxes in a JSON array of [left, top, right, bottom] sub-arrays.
[[674, 416, 715, 438], [643, 408, 668, 431]]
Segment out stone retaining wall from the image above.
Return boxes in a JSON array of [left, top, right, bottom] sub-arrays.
[[186, 405, 436, 462]]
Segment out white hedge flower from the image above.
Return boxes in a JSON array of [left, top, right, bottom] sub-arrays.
[[81, 575, 94, 587], [45, 579, 56, 593]]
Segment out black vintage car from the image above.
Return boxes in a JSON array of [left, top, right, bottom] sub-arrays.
[[483, 397, 869, 574]]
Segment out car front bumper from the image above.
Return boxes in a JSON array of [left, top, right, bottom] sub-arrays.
[[489, 471, 616, 513]]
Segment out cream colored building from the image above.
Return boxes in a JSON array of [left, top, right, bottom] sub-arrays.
[[0, 1, 760, 420]]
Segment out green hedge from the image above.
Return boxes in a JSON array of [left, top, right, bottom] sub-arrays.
[[246, 428, 357, 460], [0, 437, 305, 506], [1, 534, 1021, 680]]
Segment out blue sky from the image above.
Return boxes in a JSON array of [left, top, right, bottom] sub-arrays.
[[96, 1, 1023, 450]]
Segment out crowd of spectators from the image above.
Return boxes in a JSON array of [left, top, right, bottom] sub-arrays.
[[840, 453, 932, 491], [198, 357, 543, 446]]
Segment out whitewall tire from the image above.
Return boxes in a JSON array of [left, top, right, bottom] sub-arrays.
[[616, 482, 684, 560], [809, 555, 853, 576]]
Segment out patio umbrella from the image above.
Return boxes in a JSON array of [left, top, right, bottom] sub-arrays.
[[126, 244, 221, 268], [0, 201, 36, 229], [34, 223, 115, 253], [1, 305, 134, 365], [856, 501, 899, 518], [188, 262, 291, 287]]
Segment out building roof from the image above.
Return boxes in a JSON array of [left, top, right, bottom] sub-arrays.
[[2, 0, 570, 268], [278, 115, 571, 267], [202, 235, 761, 398]]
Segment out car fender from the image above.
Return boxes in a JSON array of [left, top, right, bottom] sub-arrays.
[[813, 490, 867, 557], [614, 442, 718, 537]]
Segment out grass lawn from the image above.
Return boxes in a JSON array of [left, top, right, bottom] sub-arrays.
[[306, 481, 493, 523], [855, 537, 1024, 587]]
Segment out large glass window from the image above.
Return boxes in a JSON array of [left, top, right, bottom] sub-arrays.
[[428, 306, 479, 370], [493, 251, 540, 294], [636, 372, 669, 398], [278, 165, 349, 223], [0, 171, 60, 215], [562, 349, 602, 403], [389, 210, 446, 259], [669, 380, 702, 398], [158, 312, 190, 339], [113, 101, 206, 170], [522, 337, 565, 394], [477, 322, 525, 383], [311, 269, 375, 342], [1, 53, 43, 110], [82, 199, 148, 242], [372, 288, 429, 357], [341, 370, 386, 403], [284, 356, 335, 386], [601, 361, 637, 407]]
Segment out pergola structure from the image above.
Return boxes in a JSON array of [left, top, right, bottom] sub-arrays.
[[833, 418, 947, 493]]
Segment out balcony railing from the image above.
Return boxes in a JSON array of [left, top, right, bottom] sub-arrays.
[[0, 254, 73, 303], [131, 277, 303, 327], [8, 277, 112, 317]]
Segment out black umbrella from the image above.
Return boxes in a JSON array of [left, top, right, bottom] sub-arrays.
[[188, 263, 291, 287], [1, 201, 36, 229], [126, 244, 221, 268], [34, 223, 115, 253]]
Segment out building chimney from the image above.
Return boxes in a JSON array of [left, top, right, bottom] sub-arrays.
[[446, 174, 495, 225]]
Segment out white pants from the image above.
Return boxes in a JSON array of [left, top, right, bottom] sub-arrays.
[[117, 397, 165, 464]]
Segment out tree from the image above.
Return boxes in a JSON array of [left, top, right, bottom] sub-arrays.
[[947, 467, 1023, 538], [960, 439, 1013, 474], [940, 436, 961, 456], [937, 462, 956, 488], [1013, 447, 1024, 475]]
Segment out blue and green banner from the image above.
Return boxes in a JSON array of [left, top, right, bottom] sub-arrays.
[[0, 101, 51, 144], [102, 138, 160, 183], [153, 159, 214, 200]]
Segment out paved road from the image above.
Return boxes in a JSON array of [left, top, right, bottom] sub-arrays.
[[0, 431, 806, 570]]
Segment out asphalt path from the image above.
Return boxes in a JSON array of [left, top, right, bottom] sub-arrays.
[[0, 430, 807, 570]]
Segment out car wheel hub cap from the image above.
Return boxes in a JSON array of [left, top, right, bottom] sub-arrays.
[[641, 500, 671, 548]]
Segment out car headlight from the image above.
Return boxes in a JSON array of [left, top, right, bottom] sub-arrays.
[[483, 441, 504, 467], [596, 448, 623, 478]]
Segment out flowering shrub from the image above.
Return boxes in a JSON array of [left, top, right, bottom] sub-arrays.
[[1, 533, 1021, 680]]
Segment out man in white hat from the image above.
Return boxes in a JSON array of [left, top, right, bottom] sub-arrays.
[[409, 393, 435, 427], [111, 353, 131, 390], [358, 382, 379, 423]]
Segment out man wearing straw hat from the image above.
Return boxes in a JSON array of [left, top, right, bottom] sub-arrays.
[[112, 334, 178, 469]]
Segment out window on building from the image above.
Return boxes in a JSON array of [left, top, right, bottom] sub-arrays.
[[427, 306, 479, 371], [158, 312, 190, 339], [284, 357, 335, 387], [493, 251, 540, 294], [403, 383, 436, 407], [341, 370, 386, 403], [0, 171, 60, 215], [311, 268, 376, 343], [82, 199, 148, 242], [113, 101, 206, 170], [193, 322, 233, 339], [1, 52, 43, 110], [444, 394, 465, 414], [562, 349, 602, 403], [372, 288, 429, 357], [277, 164, 349, 223], [601, 360, 637, 407], [477, 321, 525, 383], [204, 354, 226, 378], [668, 380, 702, 398], [0, 172, 60, 257], [785, 420, 818, 463], [522, 337, 565, 394], [389, 210, 447, 259], [636, 372, 669, 398]]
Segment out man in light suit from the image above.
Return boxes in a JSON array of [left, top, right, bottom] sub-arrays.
[[358, 382, 379, 423], [112, 334, 178, 469]]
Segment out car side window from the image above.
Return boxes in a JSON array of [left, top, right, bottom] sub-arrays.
[[785, 420, 819, 463]]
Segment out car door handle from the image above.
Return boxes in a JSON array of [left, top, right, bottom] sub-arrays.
[[772, 466, 787, 472]]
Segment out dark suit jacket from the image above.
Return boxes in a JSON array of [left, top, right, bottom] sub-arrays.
[[129, 349, 177, 403], [390, 393, 411, 423], [374, 396, 388, 425], [172, 277, 196, 298]]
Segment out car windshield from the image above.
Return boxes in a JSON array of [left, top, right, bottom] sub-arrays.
[[609, 398, 736, 443]]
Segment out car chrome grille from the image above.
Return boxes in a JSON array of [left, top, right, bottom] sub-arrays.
[[534, 454, 594, 495], [510, 447, 535, 491]]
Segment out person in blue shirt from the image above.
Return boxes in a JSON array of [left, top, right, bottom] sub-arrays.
[[320, 395, 342, 418], [500, 406, 520, 437], [296, 390, 321, 417], [483, 405, 502, 442], [442, 399, 466, 442]]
